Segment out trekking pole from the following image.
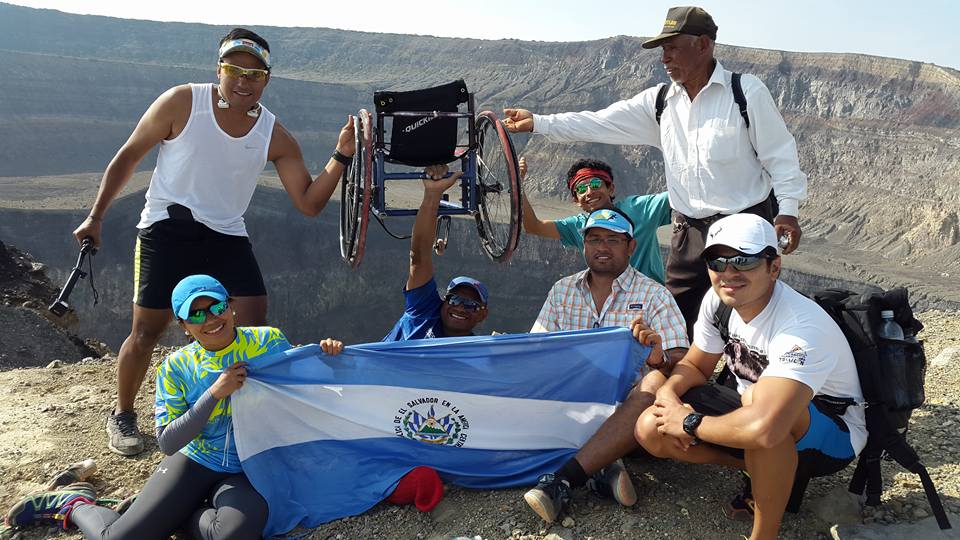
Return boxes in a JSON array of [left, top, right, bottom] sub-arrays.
[[49, 237, 98, 316]]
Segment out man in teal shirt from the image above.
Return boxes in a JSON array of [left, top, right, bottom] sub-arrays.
[[521, 158, 671, 284]]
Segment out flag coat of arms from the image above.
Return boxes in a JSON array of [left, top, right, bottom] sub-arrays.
[[232, 327, 646, 536]]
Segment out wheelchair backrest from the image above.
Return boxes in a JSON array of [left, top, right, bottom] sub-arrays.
[[374, 79, 471, 167]]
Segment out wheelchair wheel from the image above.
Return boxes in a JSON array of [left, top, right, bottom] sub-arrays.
[[475, 111, 522, 262], [339, 111, 372, 267]]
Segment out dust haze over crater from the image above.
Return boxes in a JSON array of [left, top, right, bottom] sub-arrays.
[[0, 3, 958, 351]]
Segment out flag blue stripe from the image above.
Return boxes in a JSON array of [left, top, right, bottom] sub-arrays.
[[244, 437, 576, 536], [247, 327, 646, 404]]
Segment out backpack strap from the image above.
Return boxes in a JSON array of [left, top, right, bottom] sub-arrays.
[[712, 302, 733, 343], [712, 303, 734, 386], [654, 83, 669, 125], [731, 73, 750, 129]]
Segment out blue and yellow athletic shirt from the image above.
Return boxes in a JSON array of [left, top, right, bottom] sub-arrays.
[[155, 326, 291, 473]]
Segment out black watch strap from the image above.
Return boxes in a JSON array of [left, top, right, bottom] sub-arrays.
[[332, 150, 352, 166]]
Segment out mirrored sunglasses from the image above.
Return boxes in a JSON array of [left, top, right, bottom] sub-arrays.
[[444, 294, 484, 312], [706, 254, 770, 273], [185, 300, 229, 324], [219, 62, 269, 81], [574, 177, 606, 195]]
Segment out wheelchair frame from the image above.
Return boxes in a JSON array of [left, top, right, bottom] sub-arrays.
[[339, 83, 522, 268]]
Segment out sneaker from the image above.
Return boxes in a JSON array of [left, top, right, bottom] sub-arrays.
[[106, 411, 144, 456], [586, 458, 638, 507], [45, 458, 97, 490], [4, 482, 96, 529], [723, 470, 755, 522], [523, 474, 571, 523]]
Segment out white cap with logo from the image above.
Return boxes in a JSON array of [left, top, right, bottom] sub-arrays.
[[702, 214, 778, 257]]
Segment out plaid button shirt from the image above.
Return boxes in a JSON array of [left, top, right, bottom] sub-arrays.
[[531, 267, 688, 353]]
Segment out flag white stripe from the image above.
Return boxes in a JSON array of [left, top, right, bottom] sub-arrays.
[[234, 379, 616, 460]]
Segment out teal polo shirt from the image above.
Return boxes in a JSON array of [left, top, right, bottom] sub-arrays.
[[554, 192, 671, 284]]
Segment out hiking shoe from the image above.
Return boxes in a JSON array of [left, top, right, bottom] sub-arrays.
[[45, 458, 97, 490], [586, 458, 638, 507], [523, 474, 571, 523], [4, 482, 96, 529], [724, 470, 755, 522], [106, 411, 144, 456]]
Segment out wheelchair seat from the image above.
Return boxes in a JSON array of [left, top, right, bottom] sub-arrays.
[[374, 79, 471, 167]]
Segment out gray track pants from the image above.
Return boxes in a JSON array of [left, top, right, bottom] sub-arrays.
[[70, 452, 267, 540]]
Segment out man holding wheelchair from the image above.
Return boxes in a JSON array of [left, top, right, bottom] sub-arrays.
[[382, 165, 490, 341], [71, 27, 356, 456]]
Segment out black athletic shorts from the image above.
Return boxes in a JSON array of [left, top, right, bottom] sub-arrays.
[[682, 384, 857, 478], [133, 219, 266, 309]]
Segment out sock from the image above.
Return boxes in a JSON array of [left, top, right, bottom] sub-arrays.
[[557, 458, 589, 489]]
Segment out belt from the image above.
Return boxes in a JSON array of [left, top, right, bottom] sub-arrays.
[[673, 211, 725, 230]]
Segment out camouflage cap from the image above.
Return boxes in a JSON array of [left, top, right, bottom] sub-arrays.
[[642, 6, 718, 49]]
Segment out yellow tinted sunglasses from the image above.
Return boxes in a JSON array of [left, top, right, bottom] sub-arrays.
[[219, 62, 269, 81]]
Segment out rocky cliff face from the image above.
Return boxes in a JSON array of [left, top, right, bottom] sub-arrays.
[[0, 4, 958, 322]]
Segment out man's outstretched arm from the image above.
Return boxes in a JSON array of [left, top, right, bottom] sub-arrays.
[[406, 165, 463, 291], [518, 158, 561, 239]]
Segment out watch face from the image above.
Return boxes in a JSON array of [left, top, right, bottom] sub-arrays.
[[683, 412, 703, 436]]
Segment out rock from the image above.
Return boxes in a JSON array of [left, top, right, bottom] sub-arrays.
[[561, 516, 576, 528], [46, 359, 62, 368], [912, 508, 929, 519], [831, 511, 960, 539], [889, 501, 903, 514], [543, 535, 564, 540], [809, 486, 863, 526], [931, 347, 960, 368]]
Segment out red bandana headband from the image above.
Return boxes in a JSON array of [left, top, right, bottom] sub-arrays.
[[568, 168, 613, 195]]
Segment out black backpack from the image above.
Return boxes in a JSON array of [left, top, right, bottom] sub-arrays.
[[655, 72, 749, 127], [712, 287, 951, 530]]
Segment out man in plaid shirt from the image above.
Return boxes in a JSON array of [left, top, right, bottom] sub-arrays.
[[524, 208, 688, 523]]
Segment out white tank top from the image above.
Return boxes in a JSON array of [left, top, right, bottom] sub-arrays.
[[137, 83, 276, 236]]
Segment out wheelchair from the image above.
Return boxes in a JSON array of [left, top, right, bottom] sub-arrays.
[[338, 80, 522, 268]]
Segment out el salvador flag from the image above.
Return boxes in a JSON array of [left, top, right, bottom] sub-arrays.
[[233, 327, 646, 537]]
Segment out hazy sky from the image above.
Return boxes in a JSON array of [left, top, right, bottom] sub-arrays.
[[9, 0, 959, 70]]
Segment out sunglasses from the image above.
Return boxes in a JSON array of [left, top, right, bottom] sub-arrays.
[[574, 178, 606, 195], [184, 300, 229, 324], [444, 294, 485, 312], [219, 62, 269, 81], [706, 254, 771, 273], [584, 236, 629, 247]]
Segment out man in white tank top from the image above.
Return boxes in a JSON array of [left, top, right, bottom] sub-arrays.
[[71, 28, 356, 456]]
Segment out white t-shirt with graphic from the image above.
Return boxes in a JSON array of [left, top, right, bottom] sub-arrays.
[[693, 281, 867, 454]]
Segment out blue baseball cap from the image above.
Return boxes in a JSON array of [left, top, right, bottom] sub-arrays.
[[171, 275, 229, 320], [580, 209, 634, 238], [446, 276, 489, 304]]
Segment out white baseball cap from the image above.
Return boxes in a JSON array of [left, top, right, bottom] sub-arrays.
[[701, 214, 778, 258]]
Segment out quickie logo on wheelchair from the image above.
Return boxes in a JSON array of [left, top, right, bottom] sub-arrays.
[[403, 116, 436, 134]]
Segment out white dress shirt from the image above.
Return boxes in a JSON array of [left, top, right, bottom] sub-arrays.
[[533, 61, 807, 219]]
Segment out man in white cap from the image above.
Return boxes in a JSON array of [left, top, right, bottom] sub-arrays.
[[72, 27, 357, 456], [523, 208, 688, 523], [634, 213, 865, 540], [503, 6, 807, 340]]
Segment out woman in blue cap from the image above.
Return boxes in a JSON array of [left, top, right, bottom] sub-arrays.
[[6, 274, 343, 539]]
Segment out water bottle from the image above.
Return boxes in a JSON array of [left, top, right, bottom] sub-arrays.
[[878, 310, 905, 340]]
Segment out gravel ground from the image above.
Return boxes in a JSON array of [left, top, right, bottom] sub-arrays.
[[1, 312, 958, 540]]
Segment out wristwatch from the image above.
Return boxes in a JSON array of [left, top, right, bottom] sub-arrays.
[[682, 412, 705, 445]]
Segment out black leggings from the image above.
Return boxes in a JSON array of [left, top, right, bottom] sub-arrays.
[[70, 452, 267, 540]]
